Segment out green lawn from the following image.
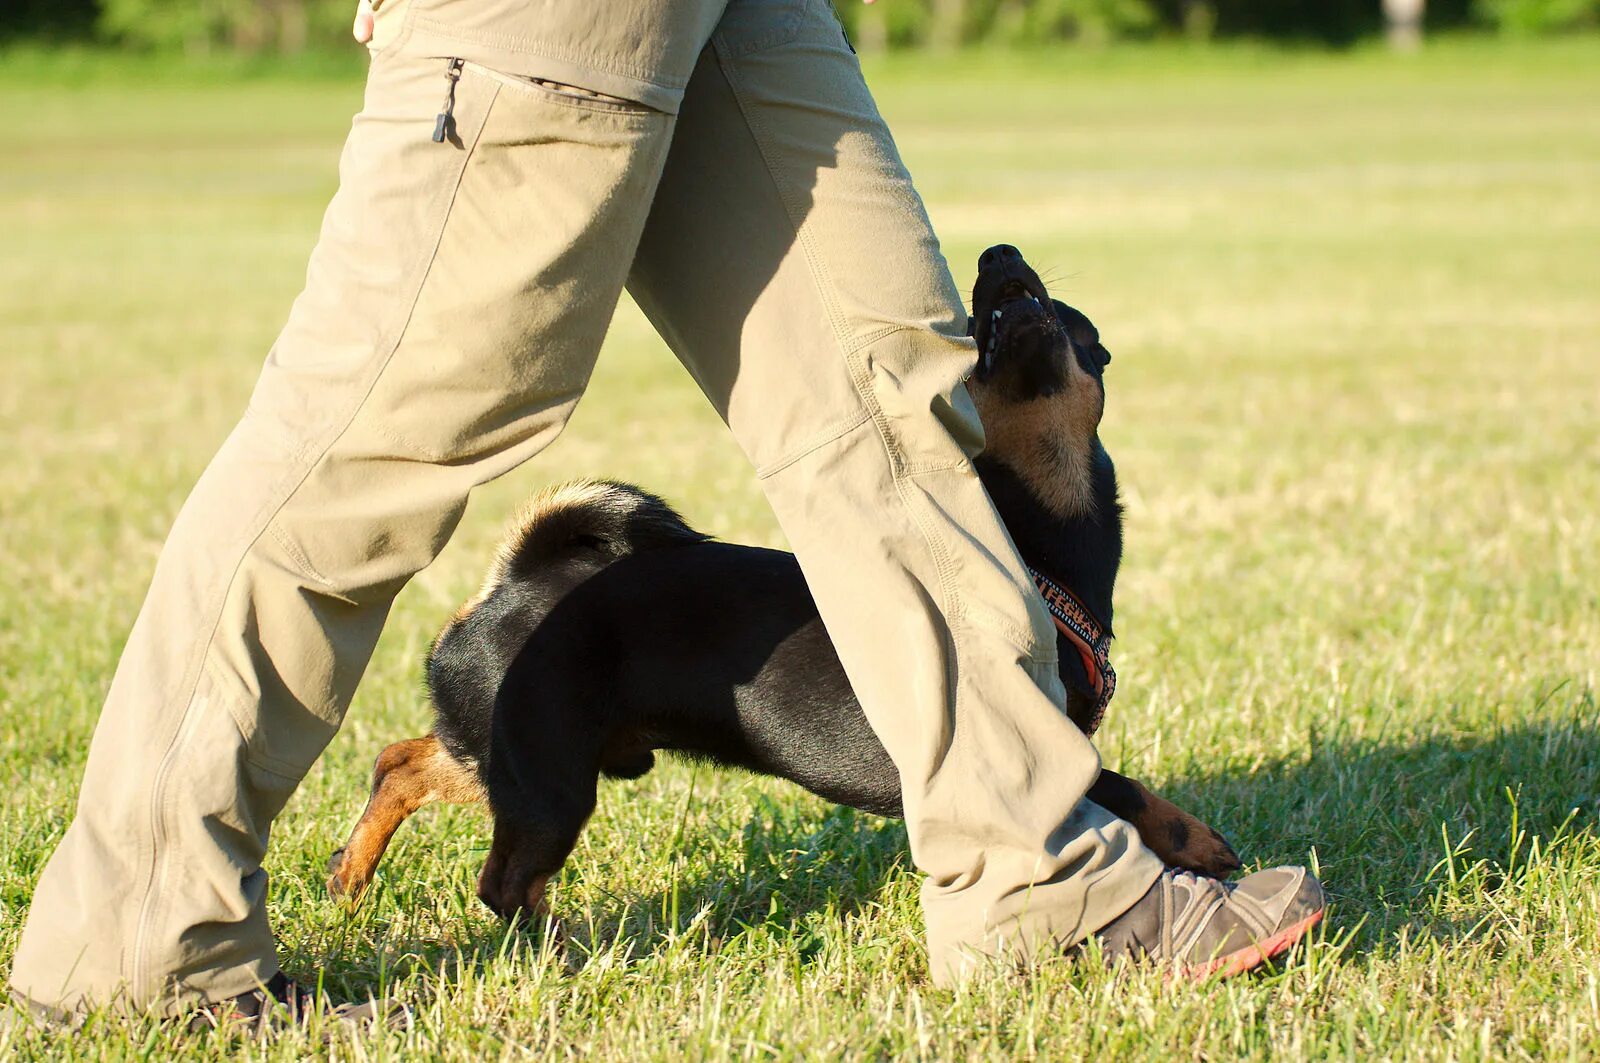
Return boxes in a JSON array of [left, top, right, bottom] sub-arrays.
[[3, 39, 1599, 1060]]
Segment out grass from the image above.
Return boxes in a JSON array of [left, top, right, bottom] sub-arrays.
[[3, 37, 1599, 1060]]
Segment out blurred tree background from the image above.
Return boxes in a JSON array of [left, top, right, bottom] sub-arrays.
[[1, 0, 1596, 53]]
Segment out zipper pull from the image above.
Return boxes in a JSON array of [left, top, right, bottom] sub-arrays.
[[432, 58, 465, 144]]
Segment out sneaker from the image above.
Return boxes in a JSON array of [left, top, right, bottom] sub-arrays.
[[190, 973, 409, 1035], [1095, 866, 1326, 980], [2, 991, 83, 1034], [6, 975, 406, 1037]]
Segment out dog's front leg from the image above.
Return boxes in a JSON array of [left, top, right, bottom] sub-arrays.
[[327, 733, 485, 901], [1087, 769, 1243, 877]]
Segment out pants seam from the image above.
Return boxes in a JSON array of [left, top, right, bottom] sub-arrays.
[[266, 521, 334, 590], [841, 320, 917, 357], [127, 80, 502, 1002], [205, 662, 336, 778], [709, 38, 890, 463], [242, 750, 306, 785], [712, 39, 976, 782], [969, 608, 1057, 661], [753, 409, 872, 480]]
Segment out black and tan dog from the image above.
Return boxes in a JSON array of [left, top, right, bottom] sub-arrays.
[[327, 245, 1241, 922]]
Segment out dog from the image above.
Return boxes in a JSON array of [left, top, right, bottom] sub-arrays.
[[327, 245, 1242, 923]]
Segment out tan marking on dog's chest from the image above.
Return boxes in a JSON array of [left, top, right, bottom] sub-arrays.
[[971, 376, 1104, 520]]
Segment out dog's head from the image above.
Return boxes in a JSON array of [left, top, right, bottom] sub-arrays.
[[966, 244, 1113, 520]]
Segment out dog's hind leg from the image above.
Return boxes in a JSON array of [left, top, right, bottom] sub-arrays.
[[326, 733, 485, 901], [1087, 769, 1243, 878]]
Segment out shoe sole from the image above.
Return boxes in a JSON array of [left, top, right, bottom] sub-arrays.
[[1181, 908, 1325, 981]]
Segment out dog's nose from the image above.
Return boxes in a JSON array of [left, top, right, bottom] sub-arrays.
[[979, 244, 1023, 272]]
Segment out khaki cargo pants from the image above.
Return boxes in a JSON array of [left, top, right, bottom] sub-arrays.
[[9, 0, 1161, 1012]]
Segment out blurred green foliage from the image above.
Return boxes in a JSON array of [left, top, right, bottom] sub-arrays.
[[0, 0, 1595, 51], [839, 0, 1488, 48], [3, 0, 100, 42], [96, 0, 353, 53], [1475, 0, 1600, 32]]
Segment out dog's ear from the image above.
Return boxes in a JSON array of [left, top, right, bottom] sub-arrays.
[[1052, 299, 1112, 369]]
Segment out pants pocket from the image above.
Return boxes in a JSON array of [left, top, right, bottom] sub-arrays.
[[714, 0, 809, 58], [462, 61, 661, 115]]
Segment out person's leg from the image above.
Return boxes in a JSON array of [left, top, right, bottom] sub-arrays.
[[626, 1, 1164, 986], [8, 47, 677, 1015]]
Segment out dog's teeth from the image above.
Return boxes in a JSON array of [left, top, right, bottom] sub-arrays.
[[979, 307, 1004, 369]]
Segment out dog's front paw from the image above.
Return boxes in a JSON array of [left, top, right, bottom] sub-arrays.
[[1170, 822, 1244, 878], [476, 824, 557, 928], [1133, 796, 1245, 878], [325, 847, 348, 897], [325, 845, 373, 901]]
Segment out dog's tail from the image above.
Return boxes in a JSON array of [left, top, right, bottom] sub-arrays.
[[492, 479, 708, 580]]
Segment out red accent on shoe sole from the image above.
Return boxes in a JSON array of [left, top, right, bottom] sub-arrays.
[[1181, 908, 1325, 981]]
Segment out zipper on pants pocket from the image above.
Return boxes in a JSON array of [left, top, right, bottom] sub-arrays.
[[433, 57, 465, 144]]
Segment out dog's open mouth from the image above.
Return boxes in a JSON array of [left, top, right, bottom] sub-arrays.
[[974, 277, 1054, 380]]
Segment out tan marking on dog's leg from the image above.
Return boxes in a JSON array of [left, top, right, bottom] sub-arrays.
[[1125, 781, 1243, 878], [509, 873, 565, 944], [522, 874, 552, 920], [327, 733, 485, 901]]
